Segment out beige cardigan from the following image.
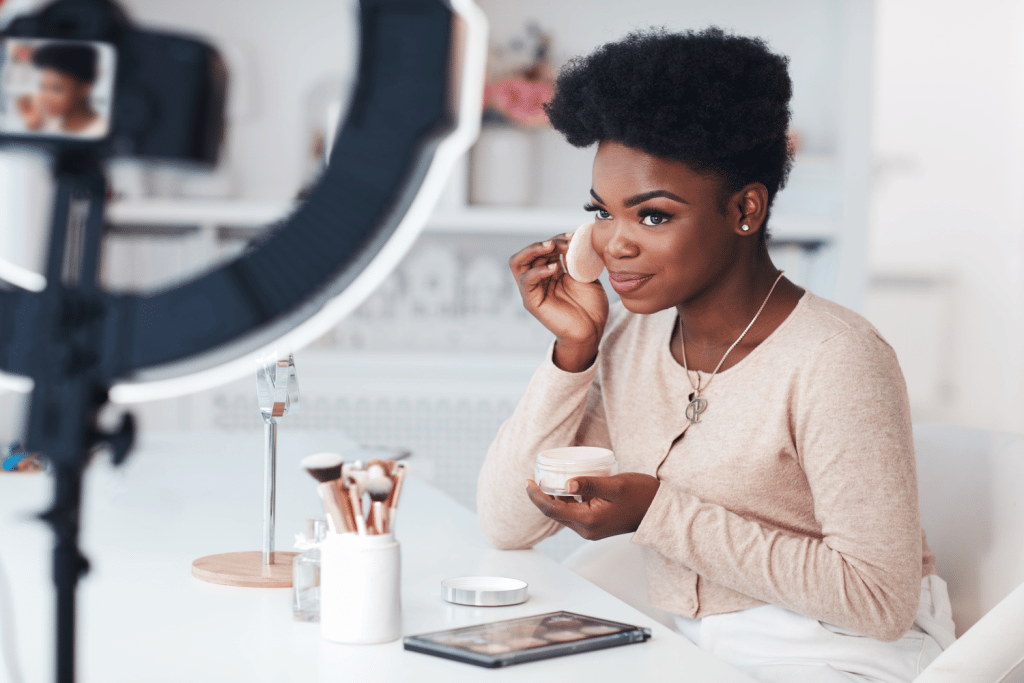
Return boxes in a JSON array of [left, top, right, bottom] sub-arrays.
[[477, 291, 936, 642]]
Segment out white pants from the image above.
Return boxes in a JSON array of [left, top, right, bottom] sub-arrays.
[[672, 575, 956, 683]]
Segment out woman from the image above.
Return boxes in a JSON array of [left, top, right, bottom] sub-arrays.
[[476, 28, 955, 683], [17, 43, 106, 137]]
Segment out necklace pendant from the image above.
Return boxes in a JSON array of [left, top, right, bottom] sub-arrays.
[[685, 396, 708, 424]]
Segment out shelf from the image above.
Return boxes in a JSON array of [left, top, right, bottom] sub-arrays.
[[106, 200, 835, 243], [106, 200, 588, 235], [767, 215, 839, 243], [428, 206, 588, 234], [105, 199, 293, 227]]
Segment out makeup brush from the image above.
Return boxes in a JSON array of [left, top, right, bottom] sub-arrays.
[[342, 461, 367, 492], [364, 461, 393, 535], [386, 463, 408, 534], [300, 452, 349, 533], [365, 458, 394, 476], [345, 474, 368, 536], [332, 478, 357, 533]]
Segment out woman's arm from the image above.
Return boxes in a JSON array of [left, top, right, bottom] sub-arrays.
[[478, 233, 612, 549], [477, 352, 612, 549]]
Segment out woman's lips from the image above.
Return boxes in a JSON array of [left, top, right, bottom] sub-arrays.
[[608, 271, 654, 294]]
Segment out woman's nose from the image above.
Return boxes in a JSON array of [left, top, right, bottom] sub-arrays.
[[604, 222, 639, 260]]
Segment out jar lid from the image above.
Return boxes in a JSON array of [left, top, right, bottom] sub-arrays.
[[442, 576, 529, 606], [536, 447, 615, 467]]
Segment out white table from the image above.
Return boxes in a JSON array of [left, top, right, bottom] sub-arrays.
[[0, 431, 753, 682]]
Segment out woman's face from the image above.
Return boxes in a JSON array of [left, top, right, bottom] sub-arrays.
[[587, 141, 744, 315], [39, 69, 90, 118]]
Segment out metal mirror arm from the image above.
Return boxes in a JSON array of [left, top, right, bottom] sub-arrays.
[[23, 149, 135, 683]]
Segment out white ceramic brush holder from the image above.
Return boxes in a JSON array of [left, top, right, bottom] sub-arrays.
[[320, 532, 401, 644]]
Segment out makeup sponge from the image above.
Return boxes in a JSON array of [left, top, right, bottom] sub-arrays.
[[565, 222, 604, 282]]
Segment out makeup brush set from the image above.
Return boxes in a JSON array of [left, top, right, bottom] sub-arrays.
[[301, 453, 408, 537], [301, 452, 408, 643]]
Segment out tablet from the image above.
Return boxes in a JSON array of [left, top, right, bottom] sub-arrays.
[[403, 611, 652, 668]]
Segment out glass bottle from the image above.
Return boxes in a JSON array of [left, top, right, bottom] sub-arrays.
[[293, 515, 328, 621]]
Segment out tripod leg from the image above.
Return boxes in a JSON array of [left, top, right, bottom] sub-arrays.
[[40, 464, 88, 683], [26, 153, 131, 683]]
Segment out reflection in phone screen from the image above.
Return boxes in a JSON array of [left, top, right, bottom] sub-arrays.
[[0, 38, 115, 140]]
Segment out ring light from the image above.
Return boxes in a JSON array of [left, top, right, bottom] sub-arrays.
[[0, 0, 487, 401], [0, 0, 488, 680]]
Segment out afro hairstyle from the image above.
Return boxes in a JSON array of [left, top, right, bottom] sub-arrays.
[[544, 27, 794, 235], [32, 43, 98, 84]]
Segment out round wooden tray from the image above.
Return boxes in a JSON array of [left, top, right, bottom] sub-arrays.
[[191, 551, 299, 588]]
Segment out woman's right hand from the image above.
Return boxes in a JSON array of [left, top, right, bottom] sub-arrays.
[[510, 233, 609, 372], [17, 95, 43, 131]]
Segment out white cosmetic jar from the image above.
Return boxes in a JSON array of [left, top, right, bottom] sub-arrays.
[[534, 447, 618, 498]]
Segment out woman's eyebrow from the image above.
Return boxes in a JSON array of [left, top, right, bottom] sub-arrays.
[[624, 190, 688, 207], [589, 188, 688, 207]]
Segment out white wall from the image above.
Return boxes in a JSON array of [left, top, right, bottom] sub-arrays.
[[870, 0, 1024, 432], [479, 0, 846, 155]]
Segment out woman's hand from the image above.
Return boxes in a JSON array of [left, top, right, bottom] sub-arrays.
[[17, 94, 43, 130], [510, 234, 609, 372], [525, 473, 660, 540]]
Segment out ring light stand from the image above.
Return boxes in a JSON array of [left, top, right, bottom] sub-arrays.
[[0, 0, 488, 680]]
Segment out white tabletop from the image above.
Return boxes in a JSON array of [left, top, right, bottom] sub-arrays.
[[0, 431, 753, 682]]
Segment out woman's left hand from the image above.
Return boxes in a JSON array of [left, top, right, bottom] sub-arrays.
[[526, 473, 660, 540]]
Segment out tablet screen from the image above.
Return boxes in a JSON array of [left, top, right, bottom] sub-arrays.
[[404, 611, 651, 668]]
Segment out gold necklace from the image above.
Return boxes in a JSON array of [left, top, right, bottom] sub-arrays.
[[680, 271, 785, 424]]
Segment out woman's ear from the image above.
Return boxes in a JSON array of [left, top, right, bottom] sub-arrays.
[[733, 183, 769, 237]]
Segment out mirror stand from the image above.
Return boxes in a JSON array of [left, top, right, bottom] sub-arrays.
[[191, 352, 300, 587]]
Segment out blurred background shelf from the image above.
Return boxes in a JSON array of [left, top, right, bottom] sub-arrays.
[[106, 200, 839, 244]]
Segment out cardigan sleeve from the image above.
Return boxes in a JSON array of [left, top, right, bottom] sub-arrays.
[[632, 328, 923, 642], [476, 342, 612, 550]]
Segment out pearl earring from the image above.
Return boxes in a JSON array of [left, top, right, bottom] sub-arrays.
[[741, 225, 750, 232]]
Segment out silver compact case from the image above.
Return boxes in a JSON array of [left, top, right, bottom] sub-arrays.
[[441, 576, 529, 606]]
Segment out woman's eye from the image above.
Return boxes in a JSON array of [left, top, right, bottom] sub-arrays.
[[582, 202, 612, 220], [642, 214, 667, 226]]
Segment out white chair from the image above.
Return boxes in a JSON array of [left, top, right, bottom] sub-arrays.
[[562, 423, 1024, 682]]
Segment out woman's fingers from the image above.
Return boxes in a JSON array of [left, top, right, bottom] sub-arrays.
[[509, 234, 606, 350], [509, 236, 570, 275], [510, 240, 555, 274], [526, 474, 661, 541], [525, 480, 582, 523], [519, 260, 562, 291]]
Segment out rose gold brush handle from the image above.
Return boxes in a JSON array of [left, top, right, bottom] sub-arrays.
[[345, 475, 368, 536], [317, 482, 348, 533], [386, 464, 407, 534], [371, 501, 386, 535], [332, 479, 357, 533]]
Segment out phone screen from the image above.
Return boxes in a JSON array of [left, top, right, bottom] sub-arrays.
[[0, 38, 115, 140]]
